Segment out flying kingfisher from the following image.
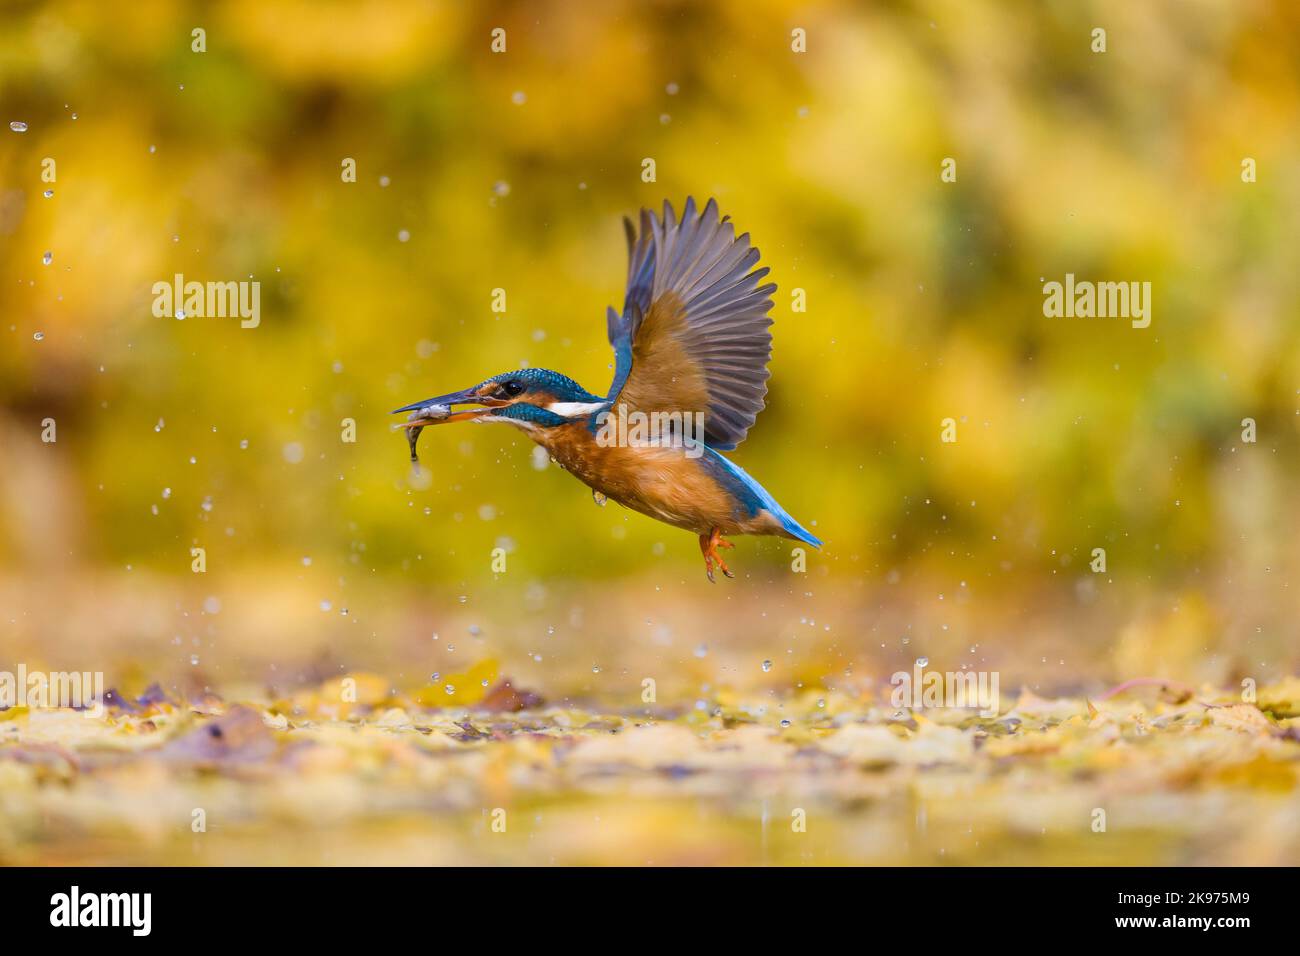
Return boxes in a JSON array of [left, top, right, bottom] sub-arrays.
[[394, 197, 821, 581]]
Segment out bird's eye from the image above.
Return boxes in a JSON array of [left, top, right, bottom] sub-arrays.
[[502, 380, 525, 397]]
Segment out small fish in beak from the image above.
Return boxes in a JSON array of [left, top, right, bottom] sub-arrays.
[[403, 404, 451, 464], [407, 420, 422, 464], [393, 385, 506, 466]]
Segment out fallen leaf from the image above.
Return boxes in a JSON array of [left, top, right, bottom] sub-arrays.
[[479, 678, 544, 712]]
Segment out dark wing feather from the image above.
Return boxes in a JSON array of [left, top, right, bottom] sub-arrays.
[[604, 197, 777, 450]]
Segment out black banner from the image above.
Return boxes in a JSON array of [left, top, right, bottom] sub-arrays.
[[0, 866, 1279, 940]]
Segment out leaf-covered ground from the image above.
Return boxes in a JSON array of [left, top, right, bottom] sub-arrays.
[[2, 673, 1298, 866]]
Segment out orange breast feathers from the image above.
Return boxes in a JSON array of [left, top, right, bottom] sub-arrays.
[[536, 421, 742, 534]]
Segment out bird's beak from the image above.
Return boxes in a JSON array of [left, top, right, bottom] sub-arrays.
[[391, 386, 507, 428]]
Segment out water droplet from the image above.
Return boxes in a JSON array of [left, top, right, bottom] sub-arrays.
[[916, 657, 929, 667], [592, 490, 607, 507], [780, 719, 791, 728], [444, 684, 455, 695], [42, 189, 53, 198], [592, 665, 601, 674], [175, 309, 185, 320], [189, 654, 200, 665], [397, 229, 410, 242], [9, 121, 28, 132], [761, 660, 773, 673], [32, 331, 44, 341], [41, 251, 52, 265]]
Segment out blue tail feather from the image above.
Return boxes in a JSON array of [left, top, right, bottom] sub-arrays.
[[703, 447, 822, 548]]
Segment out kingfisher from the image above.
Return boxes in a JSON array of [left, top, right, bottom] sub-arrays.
[[394, 197, 821, 581]]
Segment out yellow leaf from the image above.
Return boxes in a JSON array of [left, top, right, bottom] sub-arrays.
[[1206, 704, 1277, 736], [285, 672, 392, 719], [1257, 678, 1300, 719], [414, 657, 499, 707]]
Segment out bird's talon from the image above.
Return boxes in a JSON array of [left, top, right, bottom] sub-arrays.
[[699, 527, 737, 582]]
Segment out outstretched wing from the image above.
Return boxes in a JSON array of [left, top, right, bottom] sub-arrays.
[[604, 197, 777, 451]]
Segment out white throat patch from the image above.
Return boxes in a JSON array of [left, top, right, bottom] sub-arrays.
[[546, 401, 607, 418]]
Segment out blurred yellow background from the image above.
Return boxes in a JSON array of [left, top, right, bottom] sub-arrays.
[[1, 0, 1297, 704]]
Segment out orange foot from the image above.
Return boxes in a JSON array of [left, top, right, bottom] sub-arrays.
[[698, 527, 736, 583]]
